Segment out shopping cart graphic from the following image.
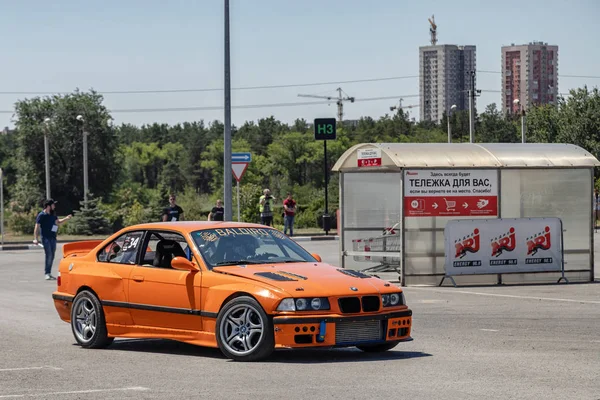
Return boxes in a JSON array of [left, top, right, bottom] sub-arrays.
[[443, 197, 456, 211]]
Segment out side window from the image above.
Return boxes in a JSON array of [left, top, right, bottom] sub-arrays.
[[98, 231, 145, 264], [140, 231, 191, 269]]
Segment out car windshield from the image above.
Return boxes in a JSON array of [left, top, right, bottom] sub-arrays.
[[191, 227, 317, 269]]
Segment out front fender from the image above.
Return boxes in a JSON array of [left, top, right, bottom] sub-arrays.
[[202, 282, 291, 316]]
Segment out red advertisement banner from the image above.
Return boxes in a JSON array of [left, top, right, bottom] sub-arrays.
[[404, 196, 498, 217]]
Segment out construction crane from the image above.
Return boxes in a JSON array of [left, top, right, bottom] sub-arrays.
[[390, 98, 418, 112], [298, 87, 355, 123], [428, 14, 437, 45]]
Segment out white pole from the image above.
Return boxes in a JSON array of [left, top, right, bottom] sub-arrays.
[[469, 90, 474, 143], [0, 167, 3, 248], [236, 181, 240, 222], [43, 127, 50, 199], [447, 112, 451, 143], [83, 130, 89, 205], [521, 111, 526, 143]]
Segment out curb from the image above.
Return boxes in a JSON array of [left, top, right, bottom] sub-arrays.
[[291, 236, 339, 242], [0, 244, 43, 251]]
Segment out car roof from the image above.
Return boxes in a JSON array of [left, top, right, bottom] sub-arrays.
[[122, 221, 274, 234]]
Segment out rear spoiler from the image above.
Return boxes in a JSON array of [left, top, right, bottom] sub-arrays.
[[63, 240, 104, 258]]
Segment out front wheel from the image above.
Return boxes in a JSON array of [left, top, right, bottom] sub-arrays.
[[70, 290, 114, 349], [356, 341, 400, 353], [216, 296, 274, 361]]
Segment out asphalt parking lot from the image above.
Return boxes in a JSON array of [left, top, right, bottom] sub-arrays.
[[0, 241, 598, 400]]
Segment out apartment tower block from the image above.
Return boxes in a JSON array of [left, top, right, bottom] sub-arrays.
[[501, 42, 558, 115], [419, 44, 476, 122]]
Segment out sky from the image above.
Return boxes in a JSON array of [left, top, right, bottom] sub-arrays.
[[1, 0, 599, 129]]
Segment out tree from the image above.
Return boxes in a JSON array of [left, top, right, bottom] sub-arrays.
[[13, 90, 118, 211], [478, 103, 519, 143]]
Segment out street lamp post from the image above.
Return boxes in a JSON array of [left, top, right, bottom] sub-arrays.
[[447, 104, 457, 143], [76, 115, 89, 205], [43, 118, 51, 199], [513, 99, 526, 143]]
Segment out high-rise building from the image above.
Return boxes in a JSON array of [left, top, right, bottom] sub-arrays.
[[501, 42, 558, 115], [419, 45, 476, 122]]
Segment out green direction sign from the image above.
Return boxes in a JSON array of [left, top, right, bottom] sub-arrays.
[[314, 118, 336, 140]]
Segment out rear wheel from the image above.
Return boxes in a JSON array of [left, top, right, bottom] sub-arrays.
[[216, 296, 274, 361], [356, 342, 399, 353], [70, 290, 114, 349]]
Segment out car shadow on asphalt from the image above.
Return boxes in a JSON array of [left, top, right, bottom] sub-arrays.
[[102, 339, 432, 363]]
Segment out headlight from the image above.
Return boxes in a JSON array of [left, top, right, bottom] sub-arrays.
[[276, 297, 330, 311], [276, 298, 295, 311], [295, 298, 308, 310], [382, 292, 404, 307], [310, 298, 321, 310], [381, 294, 390, 306]]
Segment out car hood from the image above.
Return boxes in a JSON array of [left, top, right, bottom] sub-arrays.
[[212, 262, 394, 297]]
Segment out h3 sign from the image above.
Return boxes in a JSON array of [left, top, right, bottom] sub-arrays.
[[313, 118, 336, 235], [314, 118, 336, 140]]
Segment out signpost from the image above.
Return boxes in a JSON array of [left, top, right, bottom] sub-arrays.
[[314, 118, 337, 235], [231, 152, 252, 222]]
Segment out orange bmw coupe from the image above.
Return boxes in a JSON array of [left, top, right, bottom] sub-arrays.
[[52, 222, 413, 361]]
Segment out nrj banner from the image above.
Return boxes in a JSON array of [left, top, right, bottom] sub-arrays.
[[444, 217, 564, 276]]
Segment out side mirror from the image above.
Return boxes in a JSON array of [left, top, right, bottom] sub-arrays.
[[172, 256, 199, 272], [311, 253, 322, 262]]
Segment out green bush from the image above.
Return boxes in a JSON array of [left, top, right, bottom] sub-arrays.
[[8, 210, 37, 234], [174, 187, 211, 221]]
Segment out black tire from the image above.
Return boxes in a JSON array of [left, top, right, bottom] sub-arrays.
[[70, 290, 114, 349], [356, 341, 400, 353], [215, 296, 274, 361]]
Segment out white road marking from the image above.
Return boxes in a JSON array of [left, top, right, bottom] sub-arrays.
[[0, 387, 149, 398], [407, 287, 600, 304], [0, 366, 62, 372], [480, 329, 499, 332]]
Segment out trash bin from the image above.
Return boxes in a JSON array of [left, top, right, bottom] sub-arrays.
[[322, 213, 332, 234]]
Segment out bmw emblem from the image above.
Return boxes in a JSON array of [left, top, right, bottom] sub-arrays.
[[350, 287, 358, 291]]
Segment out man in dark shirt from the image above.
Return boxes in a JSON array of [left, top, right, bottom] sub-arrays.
[[208, 199, 225, 221], [162, 194, 184, 222], [33, 199, 72, 280]]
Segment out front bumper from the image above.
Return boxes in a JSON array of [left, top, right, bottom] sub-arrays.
[[272, 309, 412, 348]]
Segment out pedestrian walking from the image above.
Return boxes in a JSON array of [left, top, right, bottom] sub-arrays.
[[208, 199, 225, 221], [259, 189, 274, 226], [283, 193, 297, 236], [162, 194, 184, 221], [33, 199, 72, 280]]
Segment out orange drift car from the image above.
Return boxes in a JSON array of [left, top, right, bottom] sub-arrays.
[[52, 222, 412, 361]]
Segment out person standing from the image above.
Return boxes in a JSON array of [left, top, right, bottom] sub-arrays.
[[208, 199, 225, 221], [259, 189, 274, 226], [162, 194, 184, 222], [283, 193, 297, 236], [33, 199, 72, 280]]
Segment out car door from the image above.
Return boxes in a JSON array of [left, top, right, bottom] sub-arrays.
[[95, 230, 146, 326], [127, 230, 203, 332]]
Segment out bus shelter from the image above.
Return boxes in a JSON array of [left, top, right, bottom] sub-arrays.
[[332, 143, 600, 286]]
